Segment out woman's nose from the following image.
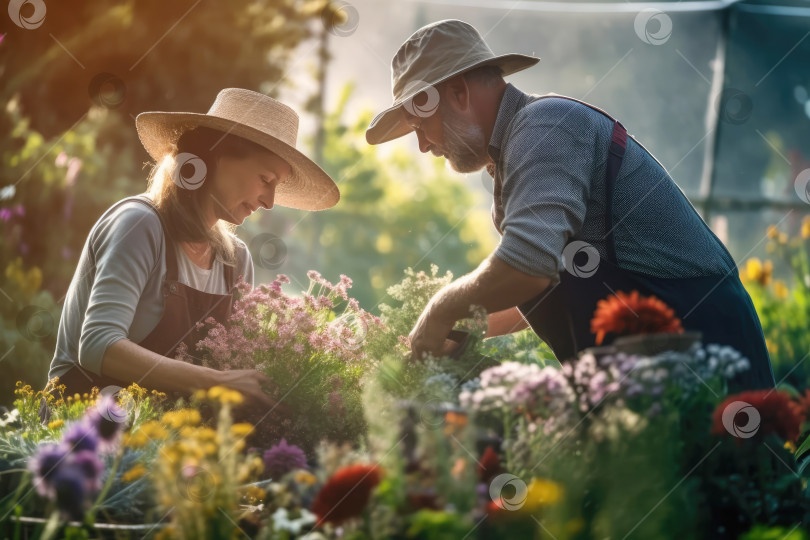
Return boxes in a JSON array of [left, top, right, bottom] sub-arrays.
[[261, 183, 276, 210]]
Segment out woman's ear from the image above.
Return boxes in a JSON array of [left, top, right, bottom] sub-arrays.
[[441, 75, 471, 112]]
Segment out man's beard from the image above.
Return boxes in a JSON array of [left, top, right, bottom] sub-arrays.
[[439, 107, 488, 173]]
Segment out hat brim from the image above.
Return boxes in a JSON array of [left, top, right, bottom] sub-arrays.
[[136, 112, 340, 211], [365, 53, 540, 145]]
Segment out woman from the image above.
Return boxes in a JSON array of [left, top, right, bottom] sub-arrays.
[[46, 88, 340, 407]]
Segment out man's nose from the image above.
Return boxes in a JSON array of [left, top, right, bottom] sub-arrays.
[[415, 130, 430, 154]]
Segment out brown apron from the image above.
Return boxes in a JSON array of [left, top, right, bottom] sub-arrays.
[[56, 195, 238, 395]]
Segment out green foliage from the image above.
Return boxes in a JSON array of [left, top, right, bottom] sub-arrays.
[[1, 0, 327, 136], [742, 224, 810, 390], [741, 525, 810, 540], [406, 509, 474, 540], [364, 265, 499, 402], [258, 84, 496, 309]]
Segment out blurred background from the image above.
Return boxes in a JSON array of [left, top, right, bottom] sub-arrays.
[[1, 0, 809, 405]]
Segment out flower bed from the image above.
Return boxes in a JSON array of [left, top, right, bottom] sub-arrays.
[[1, 267, 809, 539]]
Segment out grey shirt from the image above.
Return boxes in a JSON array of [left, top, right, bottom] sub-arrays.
[[489, 84, 736, 287], [48, 198, 254, 380]]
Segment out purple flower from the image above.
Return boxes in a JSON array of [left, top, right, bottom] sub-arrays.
[[68, 451, 104, 492], [52, 468, 87, 521], [85, 396, 125, 452], [62, 420, 99, 453], [263, 438, 307, 479], [30, 443, 68, 497]]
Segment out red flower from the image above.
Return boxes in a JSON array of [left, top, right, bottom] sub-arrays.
[[311, 464, 382, 526], [590, 290, 683, 345], [711, 390, 802, 443], [477, 446, 502, 484]]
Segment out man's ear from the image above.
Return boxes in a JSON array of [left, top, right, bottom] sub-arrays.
[[441, 75, 471, 112]]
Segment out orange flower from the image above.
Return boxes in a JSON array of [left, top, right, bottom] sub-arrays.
[[590, 290, 683, 345], [443, 410, 468, 436]]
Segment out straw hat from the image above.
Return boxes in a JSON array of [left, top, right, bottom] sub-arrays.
[[366, 19, 540, 145], [136, 88, 339, 211]]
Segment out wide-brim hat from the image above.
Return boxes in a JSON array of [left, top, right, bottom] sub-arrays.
[[366, 19, 540, 145], [136, 88, 340, 211]]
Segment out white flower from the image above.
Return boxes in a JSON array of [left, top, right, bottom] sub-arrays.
[[271, 507, 317, 535], [0, 408, 20, 428]]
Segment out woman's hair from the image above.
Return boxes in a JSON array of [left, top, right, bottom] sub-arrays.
[[145, 126, 271, 266]]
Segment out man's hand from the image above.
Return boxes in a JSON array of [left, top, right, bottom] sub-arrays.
[[406, 254, 551, 360], [408, 298, 456, 360]]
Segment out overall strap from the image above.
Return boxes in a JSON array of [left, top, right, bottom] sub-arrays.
[[604, 121, 627, 264], [131, 195, 234, 292], [223, 262, 235, 291], [527, 95, 628, 264]]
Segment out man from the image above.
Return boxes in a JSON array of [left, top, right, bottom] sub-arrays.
[[365, 19, 775, 390]]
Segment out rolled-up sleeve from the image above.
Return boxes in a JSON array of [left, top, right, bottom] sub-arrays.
[[78, 206, 162, 374], [494, 99, 597, 286]]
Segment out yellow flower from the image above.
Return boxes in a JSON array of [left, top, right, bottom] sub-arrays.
[[222, 390, 244, 405], [778, 232, 788, 245], [207, 386, 244, 405], [772, 279, 789, 300], [762, 260, 773, 286], [802, 216, 810, 239], [240, 485, 266, 503], [47, 419, 64, 430], [124, 431, 149, 449], [785, 440, 797, 453], [138, 420, 169, 441], [207, 386, 227, 401], [122, 464, 147, 482], [766, 225, 779, 239], [520, 478, 563, 513], [196, 427, 218, 441], [230, 423, 254, 437], [161, 409, 201, 430], [293, 470, 317, 486], [159, 444, 184, 467], [743, 258, 761, 284], [202, 442, 218, 456], [743, 258, 772, 286]]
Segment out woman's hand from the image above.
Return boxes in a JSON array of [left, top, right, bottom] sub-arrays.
[[217, 369, 284, 412]]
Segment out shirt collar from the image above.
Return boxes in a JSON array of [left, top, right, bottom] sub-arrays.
[[488, 83, 529, 163]]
